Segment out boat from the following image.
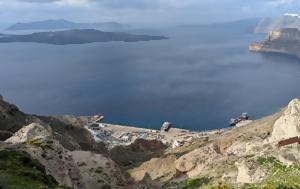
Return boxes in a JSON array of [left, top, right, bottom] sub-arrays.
[[230, 113, 249, 126]]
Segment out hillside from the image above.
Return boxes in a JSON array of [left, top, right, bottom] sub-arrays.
[[255, 13, 300, 33], [179, 18, 260, 34], [6, 19, 130, 31], [0, 29, 168, 45], [1, 95, 300, 188], [249, 28, 300, 58]]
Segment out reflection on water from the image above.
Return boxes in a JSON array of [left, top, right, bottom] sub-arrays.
[[0, 28, 300, 130]]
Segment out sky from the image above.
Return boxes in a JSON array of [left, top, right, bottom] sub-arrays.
[[0, 0, 299, 27]]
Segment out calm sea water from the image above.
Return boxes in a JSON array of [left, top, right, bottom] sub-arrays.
[[1, 28, 300, 130]]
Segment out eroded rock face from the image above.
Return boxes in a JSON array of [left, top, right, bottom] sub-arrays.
[[250, 28, 300, 58], [130, 155, 177, 182], [175, 144, 219, 177], [235, 161, 266, 184], [5, 122, 52, 143], [235, 161, 252, 183], [70, 151, 126, 189], [270, 99, 300, 142], [267, 28, 300, 43], [4, 122, 127, 189]]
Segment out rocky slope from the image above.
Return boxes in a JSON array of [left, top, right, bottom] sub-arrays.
[[0, 96, 173, 189], [249, 28, 300, 58], [1, 95, 300, 188], [128, 100, 300, 188], [254, 13, 300, 33]]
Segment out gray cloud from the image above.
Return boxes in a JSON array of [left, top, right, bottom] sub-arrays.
[[0, 0, 299, 27]]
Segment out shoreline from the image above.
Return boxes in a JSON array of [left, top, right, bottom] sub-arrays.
[[82, 119, 252, 149]]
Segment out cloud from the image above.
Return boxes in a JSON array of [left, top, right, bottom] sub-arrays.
[[0, 0, 300, 27]]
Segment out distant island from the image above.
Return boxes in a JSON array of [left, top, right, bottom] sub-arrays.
[[0, 29, 168, 45], [6, 19, 131, 31], [249, 28, 300, 58]]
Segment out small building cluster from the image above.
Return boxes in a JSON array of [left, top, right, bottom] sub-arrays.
[[84, 117, 224, 149], [85, 120, 169, 148]]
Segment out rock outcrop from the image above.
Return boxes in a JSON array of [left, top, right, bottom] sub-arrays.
[[250, 28, 300, 58], [175, 144, 219, 177], [270, 99, 300, 142], [4, 121, 127, 189], [5, 122, 52, 144]]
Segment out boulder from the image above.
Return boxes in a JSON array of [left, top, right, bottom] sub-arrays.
[[270, 99, 300, 142], [5, 122, 52, 144]]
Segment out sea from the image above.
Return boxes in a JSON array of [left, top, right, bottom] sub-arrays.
[[1, 26, 300, 130]]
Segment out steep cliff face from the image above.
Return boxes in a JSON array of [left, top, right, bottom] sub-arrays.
[[266, 28, 300, 42], [250, 28, 300, 58]]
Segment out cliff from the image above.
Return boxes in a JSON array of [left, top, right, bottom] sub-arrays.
[[1, 95, 300, 188], [249, 28, 300, 58]]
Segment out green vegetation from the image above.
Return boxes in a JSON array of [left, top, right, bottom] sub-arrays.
[[243, 156, 300, 189], [178, 177, 234, 189], [175, 177, 232, 189], [182, 177, 211, 189], [0, 149, 67, 189], [257, 156, 286, 170], [167, 156, 300, 189]]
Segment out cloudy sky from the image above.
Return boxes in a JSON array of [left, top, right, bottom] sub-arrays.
[[0, 0, 299, 27]]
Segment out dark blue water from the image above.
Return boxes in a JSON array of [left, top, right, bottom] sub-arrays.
[[0, 28, 300, 130]]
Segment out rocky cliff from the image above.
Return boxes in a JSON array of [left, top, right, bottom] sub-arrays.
[[1, 95, 300, 188], [250, 28, 300, 58], [128, 99, 300, 188]]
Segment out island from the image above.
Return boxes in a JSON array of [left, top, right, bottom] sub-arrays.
[[249, 28, 300, 58], [0, 29, 168, 45], [6, 19, 131, 31]]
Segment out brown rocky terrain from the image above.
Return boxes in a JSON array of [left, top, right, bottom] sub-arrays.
[[127, 100, 300, 188], [1, 95, 300, 188], [0, 96, 172, 189]]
